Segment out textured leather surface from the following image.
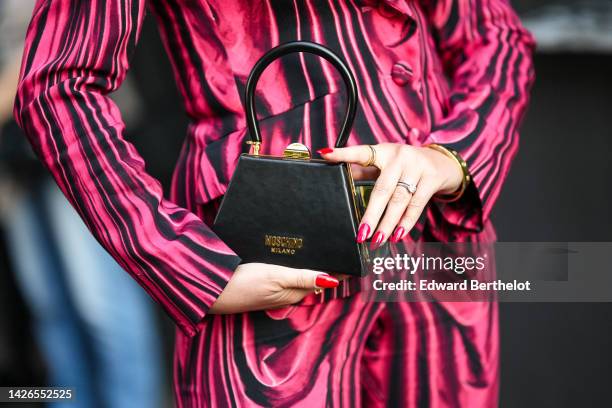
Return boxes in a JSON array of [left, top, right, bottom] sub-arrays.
[[213, 154, 365, 276]]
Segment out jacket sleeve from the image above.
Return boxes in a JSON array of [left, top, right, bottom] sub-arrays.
[[14, 0, 241, 337], [420, 0, 536, 232]]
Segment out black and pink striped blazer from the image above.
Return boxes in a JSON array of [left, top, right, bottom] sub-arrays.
[[14, 0, 535, 335]]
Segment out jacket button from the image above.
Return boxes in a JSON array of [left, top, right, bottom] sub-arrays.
[[391, 61, 414, 86]]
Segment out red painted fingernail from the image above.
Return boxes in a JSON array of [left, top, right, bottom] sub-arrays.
[[390, 227, 406, 243], [317, 147, 334, 155], [315, 274, 339, 289], [356, 223, 371, 243], [371, 231, 385, 250]]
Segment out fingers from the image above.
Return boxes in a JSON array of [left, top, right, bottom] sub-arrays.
[[395, 176, 439, 236], [277, 268, 339, 290], [357, 163, 403, 244], [320, 144, 442, 248], [317, 145, 372, 166], [267, 267, 340, 307], [376, 170, 422, 245]]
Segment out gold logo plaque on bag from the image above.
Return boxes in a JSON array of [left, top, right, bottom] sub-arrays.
[[265, 234, 304, 255]]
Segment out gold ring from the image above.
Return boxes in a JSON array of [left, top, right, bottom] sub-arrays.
[[364, 145, 377, 168], [314, 288, 322, 295]]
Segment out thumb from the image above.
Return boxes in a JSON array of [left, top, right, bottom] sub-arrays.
[[280, 269, 340, 290]]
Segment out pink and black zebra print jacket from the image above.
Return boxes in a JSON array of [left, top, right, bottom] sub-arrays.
[[14, 0, 535, 336]]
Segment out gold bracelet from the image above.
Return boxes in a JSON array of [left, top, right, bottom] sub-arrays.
[[425, 143, 471, 203]]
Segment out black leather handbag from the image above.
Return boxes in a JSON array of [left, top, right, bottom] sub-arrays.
[[213, 41, 368, 277]]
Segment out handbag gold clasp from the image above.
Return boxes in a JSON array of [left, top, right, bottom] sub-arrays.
[[283, 143, 311, 160]]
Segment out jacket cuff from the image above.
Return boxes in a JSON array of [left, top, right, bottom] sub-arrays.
[[176, 252, 242, 337], [424, 135, 486, 232]]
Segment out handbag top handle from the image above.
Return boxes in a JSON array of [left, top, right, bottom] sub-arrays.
[[245, 41, 358, 152]]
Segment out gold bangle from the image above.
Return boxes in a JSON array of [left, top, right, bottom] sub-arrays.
[[425, 143, 471, 203]]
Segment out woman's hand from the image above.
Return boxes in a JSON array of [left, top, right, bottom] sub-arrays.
[[208, 263, 339, 314], [318, 143, 463, 247]]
